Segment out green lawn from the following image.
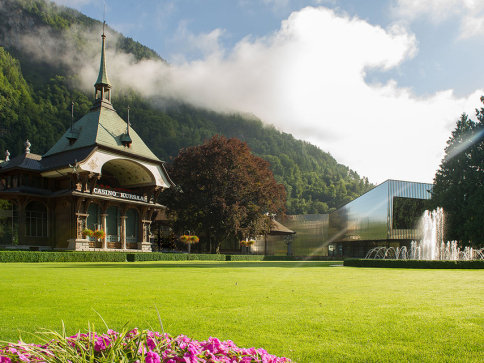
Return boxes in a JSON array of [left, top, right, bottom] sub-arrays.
[[0, 261, 483, 362]]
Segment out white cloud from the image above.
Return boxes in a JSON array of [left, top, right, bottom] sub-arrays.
[[25, 5, 468, 185], [83, 6, 484, 184], [167, 21, 227, 62], [392, 0, 484, 39]]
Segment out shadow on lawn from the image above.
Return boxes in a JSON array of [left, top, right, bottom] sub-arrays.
[[47, 261, 342, 269]]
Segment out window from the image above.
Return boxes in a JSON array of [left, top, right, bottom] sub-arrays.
[[87, 203, 100, 231], [392, 197, 426, 230], [0, 201, 18, 244], [25, 202, 47, 237], [126, 208, 139, 243], [106, 206, 119, 242]]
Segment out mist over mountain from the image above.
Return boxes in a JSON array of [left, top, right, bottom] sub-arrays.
[[0, 0, 373, 214]]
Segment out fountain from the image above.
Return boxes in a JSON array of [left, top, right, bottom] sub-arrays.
[[366, 207, 484, 260]]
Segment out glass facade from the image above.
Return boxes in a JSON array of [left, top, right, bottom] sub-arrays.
[[284, 214, 329, 256], [328, 180, 433, 257], [249, 181, 432, 257]]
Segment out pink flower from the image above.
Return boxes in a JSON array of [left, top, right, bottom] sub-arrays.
[[94, 336, 111, 352], [145, 351, 161, 363], [146, 337, 157, 350], [0, 356, 12, 363], [17, 353, 30, 362]]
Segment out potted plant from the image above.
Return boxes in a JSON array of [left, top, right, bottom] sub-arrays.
[[180, 234, 199, 254], [240, 239, 255, 246], [179, 235, 190, 243], [93, 229, 106, 240], [82, 229, 93, 238], [189, 235, 200, 243]]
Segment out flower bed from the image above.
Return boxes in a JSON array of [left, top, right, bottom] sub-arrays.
[[0, 328, 291, 362]]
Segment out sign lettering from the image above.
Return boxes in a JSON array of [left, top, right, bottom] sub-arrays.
[[93, 188, 148, 202]]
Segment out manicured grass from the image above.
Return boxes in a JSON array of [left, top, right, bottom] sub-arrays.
[[0, 261, 483, 362]]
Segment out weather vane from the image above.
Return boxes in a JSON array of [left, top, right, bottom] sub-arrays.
[[102, 2, 106, 35], [69, 159, 80, 178]]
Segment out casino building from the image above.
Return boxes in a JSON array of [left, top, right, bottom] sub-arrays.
[[0, 29, 175, 251]]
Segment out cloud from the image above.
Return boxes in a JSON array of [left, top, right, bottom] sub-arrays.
[[19, 5, 483, 184], [84, 6, 483, 184], [167, 21, 227, 62], [391, 0, 484, 39]]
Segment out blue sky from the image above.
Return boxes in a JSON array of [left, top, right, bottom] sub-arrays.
[[50, 0, 484, 184]]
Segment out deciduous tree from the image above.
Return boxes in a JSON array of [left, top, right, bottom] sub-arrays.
[[162, 135, 286, 253]]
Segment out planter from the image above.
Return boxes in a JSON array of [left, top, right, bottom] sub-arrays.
[[82, 229, 93, 239]]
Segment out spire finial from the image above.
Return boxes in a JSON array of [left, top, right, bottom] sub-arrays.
[[92, 7, 113, 110], [71, 101, 74, 131], [24, 140, 31, 154], [127, 105, 130, 135], [102, 2, 106, 36], [121, 105, 133, 147]]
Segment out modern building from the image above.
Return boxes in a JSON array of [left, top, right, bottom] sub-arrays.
[[258, 180, 433, 257], [0, 28, 174, 251], [328, 180, 433, 257]]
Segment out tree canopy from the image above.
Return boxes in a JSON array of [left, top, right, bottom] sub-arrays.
[[161, 135, 286, 253], [429, 111, 484, 246]]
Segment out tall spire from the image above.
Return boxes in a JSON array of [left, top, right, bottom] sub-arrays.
[[95, 23, 111, 87], [92, 17, 113, 110]]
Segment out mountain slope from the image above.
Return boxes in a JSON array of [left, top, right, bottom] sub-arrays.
[[0, 0, 373, 214]]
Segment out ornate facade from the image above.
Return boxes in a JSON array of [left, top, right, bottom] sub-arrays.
[[0, 29, 174, 251]]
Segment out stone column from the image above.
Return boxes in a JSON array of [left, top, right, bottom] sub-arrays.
[[120, 215, 127, 250], [101, 213, 108, 249], [138, 220, 152, 252]]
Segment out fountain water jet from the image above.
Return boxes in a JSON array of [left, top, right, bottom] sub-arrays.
[[419, 207, 444, 260], [366, 207, 484, 260]]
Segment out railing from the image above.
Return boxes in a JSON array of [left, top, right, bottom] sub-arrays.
[[107, 235, 119, 242]]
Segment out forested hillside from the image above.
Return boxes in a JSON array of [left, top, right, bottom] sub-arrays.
[[0, 0, 373, 214]]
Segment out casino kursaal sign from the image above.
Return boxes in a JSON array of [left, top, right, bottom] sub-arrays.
[[93, 187, 148, 202]]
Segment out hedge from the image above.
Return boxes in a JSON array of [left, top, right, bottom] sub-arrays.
[[188, 253, 226, 261], [227, 255, 265, 261], [126, 253, 188, 262], [344, 258, 484, 269], [0, 251, 339, 263], [0, 251, 127, 263]]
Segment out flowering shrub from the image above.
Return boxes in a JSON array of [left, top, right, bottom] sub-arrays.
[[93, 229, 106, 240], [82, 229, 94, 238], [189, 236, 200, 243], [180, 235, 199, 244], [0, 328, 292, 362]]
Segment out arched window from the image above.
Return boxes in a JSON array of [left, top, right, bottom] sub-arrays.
[[126, 208, 139, 243], [0, 201, 18, 244], [106, 206, 120, 242], [26, 201, 47, 237], [87, 203, 100, 231]]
